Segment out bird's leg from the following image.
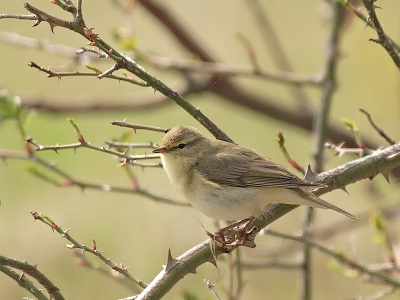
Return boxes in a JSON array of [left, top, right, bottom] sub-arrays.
[[207, 217, 257, 248]]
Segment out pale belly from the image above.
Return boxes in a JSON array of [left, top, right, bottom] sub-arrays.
[[160, 154, 313, 221], [183, 177, 310, 221]]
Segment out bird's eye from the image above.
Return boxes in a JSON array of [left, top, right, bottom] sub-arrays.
[[177, 143, 186, 149]]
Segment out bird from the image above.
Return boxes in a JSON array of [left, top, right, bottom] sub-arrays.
[[152, 126, 356, 223]]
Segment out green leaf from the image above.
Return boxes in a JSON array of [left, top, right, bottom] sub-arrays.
[[328, 260, 359, 278], [0, 89, 22, 121], [370, 211, 385, 232]]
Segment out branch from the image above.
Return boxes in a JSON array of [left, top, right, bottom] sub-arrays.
[[30, 211, 147, 289], [0, 255, 64, 300], [138, 0, 379, 150], [28, 61, 149, 86], [336, 0, 400, 52], [265, 229, 400, 288], [360, 0, 400, 69], [0, 265, 49, 300], [0, 149, 188, 207], [136, 142, 400, 299]]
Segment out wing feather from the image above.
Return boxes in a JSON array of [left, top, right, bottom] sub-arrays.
[[196, 142, 323, 189]]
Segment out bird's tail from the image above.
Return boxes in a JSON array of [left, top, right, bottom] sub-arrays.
[[294, 188, 358, 220]]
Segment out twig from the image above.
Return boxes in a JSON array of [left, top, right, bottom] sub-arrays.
[[276, 130, 306, 175], [0, 31, 321, 86], [0, 149, 188, 207], [324, 141, 365, 157], [25, 137, 159, 161], [28, 61, 149, 86], [360, 108, 395, 145], [105, 141, 155, 150], [300, 2, 346, 298], [264, 228, 400, 287], [204, 279, 222, 300], [259, 203, 400, 259], [148, 55, 322, 86], [360, 0, 400, 69], [73, 253, 141, 293], [30, 211, 148, 289], [0, 255, 64, 300], [0, 265, 49, 300], [111, 122, 168, 133], [336, 0, 400, 52], [0, 14, 37, 20], [98, 62, 121, 79], [240, 259, 302, 270], [365, 286, 396, 300], [8, 2, 232, 142]]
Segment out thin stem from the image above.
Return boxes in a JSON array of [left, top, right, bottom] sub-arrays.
[[361, 0, 400, 69], [265, 229, 400, 287], [0, 149, 188, 207], [30, 211, 148, 289], [0, 256, 64, 300], [303, 2, 345, 299]]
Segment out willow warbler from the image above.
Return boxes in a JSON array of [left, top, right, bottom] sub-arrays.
[[153, 126, 356, 221]]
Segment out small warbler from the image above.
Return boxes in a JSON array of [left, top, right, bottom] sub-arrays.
[[153, 126, 356, 221]]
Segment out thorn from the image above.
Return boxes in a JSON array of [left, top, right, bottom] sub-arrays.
[[189, 268, 197, 274], [32, 20, 41, 27], [49, 22, 56, 34], [376, 146, 385, 151], [387, 152, 400, 161], [165, 248, 178, 273], [381, 171, 390, 183], [339, 186, 349, 194], [304, 165, 318, 181], [365, 15, 370, 30]]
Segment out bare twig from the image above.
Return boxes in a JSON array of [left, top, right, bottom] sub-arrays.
[[28, 61, 149, 86], [264, 228, 400, 288], [111, 122, 168, 133], [30, 210, 148, 289], [0, 265, 49, 300], [336, 0, 400, 52], [299, 2, 346, 298], [240, 259, 302, 270], [73, 253, 141, 293], [360, 0, 400, 69], [0, 14, 37, 20], [0, 255, 64, 300], [360, 108, 396, 145], [0, 149, 188, 207]]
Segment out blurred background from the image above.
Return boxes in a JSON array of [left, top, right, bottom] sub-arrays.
[[1, 0, 400, 299]]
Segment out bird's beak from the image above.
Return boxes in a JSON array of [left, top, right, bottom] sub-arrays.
[[153, 147, 168, 153]]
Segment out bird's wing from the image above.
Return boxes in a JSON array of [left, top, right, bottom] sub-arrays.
[[196, 145, 323, 189]]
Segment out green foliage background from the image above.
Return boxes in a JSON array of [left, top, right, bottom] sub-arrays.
[[1, 1, 400, 299]]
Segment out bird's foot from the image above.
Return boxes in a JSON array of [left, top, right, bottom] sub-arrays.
[[207, 217, 257, 248]]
